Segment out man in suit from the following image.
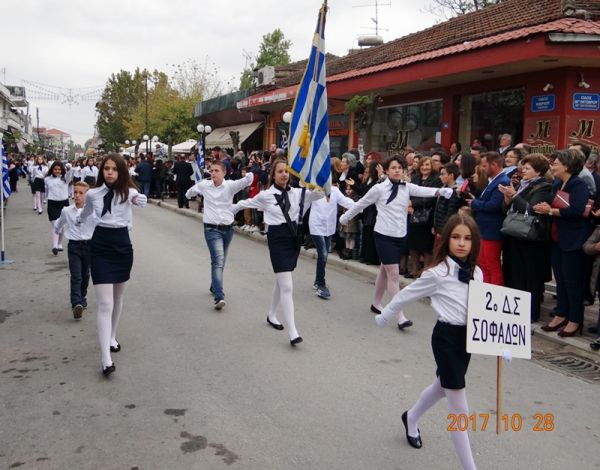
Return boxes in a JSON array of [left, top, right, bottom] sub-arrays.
[[135, 156, 153, 197], [465, 151, 510, 285], [172, 154, 195, 208]]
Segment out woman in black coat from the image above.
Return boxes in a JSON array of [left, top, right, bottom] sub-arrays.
[[498, 154, 553, 322], [359, 156, 384, 265]]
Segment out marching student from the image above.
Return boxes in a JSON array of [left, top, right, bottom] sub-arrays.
[[31, 155, 48, 214], [185, 160, 253, 310], [339, 156, 453, 329], [375, 214, 482, 470], [231, 158, 324, 346], [45, 160, 72, 254], [79, 153, 147, 377], [54, 181, 97, 319], [81, 156, 99, 186]]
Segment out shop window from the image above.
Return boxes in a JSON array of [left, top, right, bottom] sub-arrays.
[[371, 100, 443, 153], [458, 88, 524, 152]]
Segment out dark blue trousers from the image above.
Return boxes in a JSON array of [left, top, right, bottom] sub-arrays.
[[551, 244, 585, 324], [68, 240, 91, 308]]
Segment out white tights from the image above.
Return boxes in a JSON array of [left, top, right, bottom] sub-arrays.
[[50, 223, 64, 249], [34, 192, 43, 211], [373, 263, 408, 323], [94, 283, 127, 367], [407, 377, 476, 470], [268, 271, 299, 340]]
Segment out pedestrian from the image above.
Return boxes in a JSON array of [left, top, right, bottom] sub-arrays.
[[185, 160, 253, 310], [31, 155, 48, 214], [45, 160, 72, 255], [339, 156, 453, 329], [230, 158, 324, 346], [81, 156, 99, 186], [53, 181, 97, 319], [173, 155, 194, 208], [135, 155, 152, 197], [375, 213, 483, 470], [79, 153, 147, 377]]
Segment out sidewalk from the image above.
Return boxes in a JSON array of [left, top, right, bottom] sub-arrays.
[[149, 195, 599, 355]]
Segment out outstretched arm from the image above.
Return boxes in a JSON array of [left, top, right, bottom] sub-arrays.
[[339, 185, 381, 224]]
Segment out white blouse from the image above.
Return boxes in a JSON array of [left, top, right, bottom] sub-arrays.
[[339, 179, 439, 237], [231, 186, 324, 226], [80, 184, 142, 229], [186, 173, 253, 225], [380, 257, 484, 326], [309, 186, 355, 236], [44, 174, 71, 201], [31, 165, 48, 180], [81, 165, 99, 180], [54, 205, 97, 240]]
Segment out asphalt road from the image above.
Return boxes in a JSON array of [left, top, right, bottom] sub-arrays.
[[1, 188, 598, 470]]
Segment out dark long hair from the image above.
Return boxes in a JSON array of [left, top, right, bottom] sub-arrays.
[[47, 160, 66, 179], [429, 213, 480, 277], [96, 153, 138, 203]]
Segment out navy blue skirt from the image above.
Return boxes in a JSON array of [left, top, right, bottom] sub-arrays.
[[32, 177, 45, 192], [374, 231, 406, 265], [47, 199, 69, 221], [267, 223, 299, 273], [431, 321, 471, 390], [90, 226, 133, 284]]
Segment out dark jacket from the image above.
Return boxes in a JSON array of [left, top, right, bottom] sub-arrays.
[[553, 175, 592, 252], [433, 184, 465, 234], [172, 160, 194, 187], [504, 178, 553, 241], [135, 160, 153, 183], [471, 171, 511, 240]]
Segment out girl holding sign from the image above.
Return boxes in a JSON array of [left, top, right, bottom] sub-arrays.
[[375, 213, 482, 470]]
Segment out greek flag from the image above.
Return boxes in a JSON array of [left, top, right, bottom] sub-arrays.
[[1, 141, 10, 199], [287, 1, 331, 195], [195, 139, 204, 182]]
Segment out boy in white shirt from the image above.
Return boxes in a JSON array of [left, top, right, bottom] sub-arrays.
[[54, 182, 97, 319]]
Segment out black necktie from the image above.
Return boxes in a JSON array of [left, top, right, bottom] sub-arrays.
[[274, 184, 291, 215], [101, 187, 114, 217], [38, 165, 42, 171], [386, 179, 405, 204], [450, 255, 472, 284]]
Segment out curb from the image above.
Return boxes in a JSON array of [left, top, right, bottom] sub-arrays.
[[149, 198, 598, 356]]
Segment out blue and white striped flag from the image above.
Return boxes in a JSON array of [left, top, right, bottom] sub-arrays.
[[287, 1, 331, 195], [195, 139, 205, 182], [1, 141, 10, 199]]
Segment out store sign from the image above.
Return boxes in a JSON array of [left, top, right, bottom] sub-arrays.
[[524, 115, 560, 155], [566, 115, 598, 153], [573, 93, 600, 111], [329, 115, 349, 136], [531, 95, 555, 113]]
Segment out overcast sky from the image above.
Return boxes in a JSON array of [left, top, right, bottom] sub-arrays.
[[3, 0, 438, 145]]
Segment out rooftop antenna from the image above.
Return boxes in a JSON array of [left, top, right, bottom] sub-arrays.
[[353, 0, 391, 46], [242, 49, 253, 69]]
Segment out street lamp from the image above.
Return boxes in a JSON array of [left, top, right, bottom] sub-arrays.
[[143, 134, 149, 155], [196, 123, 212, 169]]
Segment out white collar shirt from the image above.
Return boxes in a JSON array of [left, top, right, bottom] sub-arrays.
[[31, 165, 48, 179], [339, 179, 439, 237], [232, 186, 324, 225], [309, 186, 355, 236], [54, 205, 97, 240], [186, 173, 253, 225], [44, 175, 70, 201], [81, 166, 99, 178], [381, 257, 484, 325], [81, 184, 139, 229]]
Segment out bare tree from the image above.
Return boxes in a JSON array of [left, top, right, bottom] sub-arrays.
[[425, 0, 503, 19]]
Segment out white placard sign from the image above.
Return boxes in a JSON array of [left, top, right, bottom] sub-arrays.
[[467, 281, 531, 359]]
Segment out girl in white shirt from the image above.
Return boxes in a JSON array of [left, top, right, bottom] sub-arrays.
[[80, 154, 147, 376], [81, 157, 99, 186], [340, 156, 453, 329], [31, 155, 48, 214], [375, 213, 482, 470], [45, 161, 72, 254], [231, 159, 324, 346]]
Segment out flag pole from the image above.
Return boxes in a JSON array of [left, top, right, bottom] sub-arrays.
[[0, 132, 13, 264]]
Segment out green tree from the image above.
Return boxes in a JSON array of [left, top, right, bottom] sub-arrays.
[[256, 28, 292, 68], [427, 0, 502, 18], [239, 68, 255, 90]]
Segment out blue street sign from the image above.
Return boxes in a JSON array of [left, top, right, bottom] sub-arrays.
[[573, 93, 600, 111], [531, 95, 555, 113]]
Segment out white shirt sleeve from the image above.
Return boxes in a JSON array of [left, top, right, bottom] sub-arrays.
[[54, 208, 68, 234], [185, 181, 204, 199], [231, 191, 267, 214], [380, 269, 439, 323], [339, 184, 381, 224], [407, 183, 439, 198]]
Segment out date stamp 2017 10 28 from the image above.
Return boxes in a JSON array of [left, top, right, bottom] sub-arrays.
[[447, 413, 555, 432]]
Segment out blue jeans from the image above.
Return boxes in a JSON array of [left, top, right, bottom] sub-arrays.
[[312, 235, 331, 288], [204, 226, 234, 301], [68, 241, 91, 308], [139, 181, 151, 197]]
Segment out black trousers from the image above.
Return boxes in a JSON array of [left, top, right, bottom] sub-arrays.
[[176, 183, 191, 208], [68, 240, 91, 308], [552, 244, 585, 324]]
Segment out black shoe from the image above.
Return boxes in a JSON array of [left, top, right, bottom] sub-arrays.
[[401, 411, 422, 449], [591, 340, 600, 351], [52, 248, 59, 256], [398, 320, 414, 330], [404, 273, 415, 279], [57, 247, 64, 252], [370, 305, 381, 314], [290, 336, 303, 346], [110, 342, 121, 353], [267, 316, 284, 331], [102, 363, 116, 377], [72, 304, 83, 320]]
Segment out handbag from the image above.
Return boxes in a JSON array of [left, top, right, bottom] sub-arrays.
[[552, 190, 594, 217], [500, 206, 548, 241], [410, 207, 432, 225]]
